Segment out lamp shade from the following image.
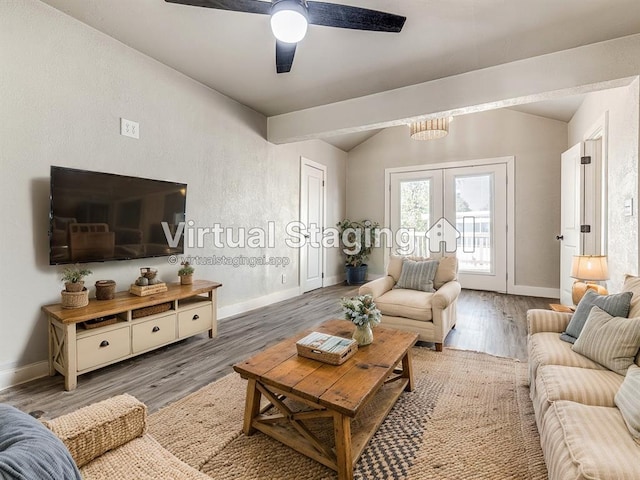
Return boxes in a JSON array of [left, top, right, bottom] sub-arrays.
[[570, 255, 609, 281], [410, 117, 450, 140], [270, 0, 308, 43]]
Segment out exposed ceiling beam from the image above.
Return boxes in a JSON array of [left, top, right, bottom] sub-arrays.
[[267, 34, 640, 144]]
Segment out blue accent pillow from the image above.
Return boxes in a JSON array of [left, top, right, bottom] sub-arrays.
[[0, 404, 81, 480], [395, 259, 439, 292], [560, 289, 633, 344]]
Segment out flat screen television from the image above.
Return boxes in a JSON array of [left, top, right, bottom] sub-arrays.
[[49, 166, 187, 265]]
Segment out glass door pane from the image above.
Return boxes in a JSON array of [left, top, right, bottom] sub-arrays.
[[454, 174, 494, 274], [389, 171, 443, 256]]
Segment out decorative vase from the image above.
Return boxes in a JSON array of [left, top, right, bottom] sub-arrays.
[[180, 274, 193, 285], [352, 322, 373, 346], [345, 265, 368, 285]]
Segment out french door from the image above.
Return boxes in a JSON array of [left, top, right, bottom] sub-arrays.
[[389, 162, 508, 292]]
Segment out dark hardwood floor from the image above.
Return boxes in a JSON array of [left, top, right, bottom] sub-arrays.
[[0, 285, 555, 419]]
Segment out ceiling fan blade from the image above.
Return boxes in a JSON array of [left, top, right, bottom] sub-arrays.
[[276, 40, 297, 74], [307, 2, 405, 32], [164, 0, 271, 16]]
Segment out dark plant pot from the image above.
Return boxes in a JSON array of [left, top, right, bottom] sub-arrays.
[[346, 265, 368, 285]]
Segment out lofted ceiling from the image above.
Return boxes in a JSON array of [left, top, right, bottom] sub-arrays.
[[38, 0, 640, 149]]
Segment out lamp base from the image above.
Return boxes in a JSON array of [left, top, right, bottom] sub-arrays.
[[572, 281, 608, 305]]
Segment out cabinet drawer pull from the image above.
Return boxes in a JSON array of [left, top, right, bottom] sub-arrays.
[[152, 326, 160, 333], [192, 314, 199, 321], [99, 340, 109, 348]]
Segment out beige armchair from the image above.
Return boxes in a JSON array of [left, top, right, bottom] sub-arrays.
[[359, 255, 461, 351]]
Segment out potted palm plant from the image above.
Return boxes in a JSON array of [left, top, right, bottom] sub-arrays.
[[60, 264, 92, 308], [336, 219, 380, 285]]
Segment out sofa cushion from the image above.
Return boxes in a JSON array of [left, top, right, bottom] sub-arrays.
[[375, 288, 433, 322], [528, 332, 606, 381], [615, 364, 640, 444], [572, 306, 640, 375], [395, 259, 438, 292], [560, 289, 632, 344], [433, 256, 458, 290], [0, 404, 82, 480], [623, 274, 640, 318], [387, 255, 457, 289], [387, 255, 427, 282], [541, 401, 640, 480], [534, 364, 623, 423]]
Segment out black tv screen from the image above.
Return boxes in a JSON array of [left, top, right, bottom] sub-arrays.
[[49, 166, 186, 265]]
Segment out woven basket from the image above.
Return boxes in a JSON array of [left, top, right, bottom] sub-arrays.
[[95, 280, 116, 300], [61, 289, 89, 309], [132, 302, 172, 319]]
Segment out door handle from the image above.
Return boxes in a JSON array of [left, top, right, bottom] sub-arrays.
[[556, 235, 564, 241]]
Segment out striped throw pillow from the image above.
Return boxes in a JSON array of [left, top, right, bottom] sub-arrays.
[[395, 259, 439, 292], [615, 364, 640, 444], [572, 306, 640, 375]]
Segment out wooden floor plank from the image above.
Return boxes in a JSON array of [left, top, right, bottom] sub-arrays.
[[0, 285, 555, 419]]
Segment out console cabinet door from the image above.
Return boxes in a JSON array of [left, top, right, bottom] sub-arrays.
[[132, 314, 176, 353], [178, 304, 213, 338], [77, 326, 130, 371]]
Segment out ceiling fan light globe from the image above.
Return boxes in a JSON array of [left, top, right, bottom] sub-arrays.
[[271, 9, 308, 43]]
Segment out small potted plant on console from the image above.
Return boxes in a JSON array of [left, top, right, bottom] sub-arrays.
[[60, 264, 92, 308], [178, 261, 194, 285]]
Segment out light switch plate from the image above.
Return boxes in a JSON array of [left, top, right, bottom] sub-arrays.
[[624, 198, 634, 216], [120, 118, 139, 139]]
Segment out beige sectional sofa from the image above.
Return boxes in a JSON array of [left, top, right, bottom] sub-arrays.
[[527, 275, 640, 480], [359, 255, 460, 350]]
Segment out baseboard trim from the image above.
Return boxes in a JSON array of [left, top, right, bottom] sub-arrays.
[[509, 284, 559, 299], [323, 274, 345, 287], [218, 287, 301, 320], [0, 361, 49, 392]]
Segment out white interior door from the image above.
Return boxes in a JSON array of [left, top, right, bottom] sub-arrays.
[[559, 143, 583, 305], [389, 162, 508, 293], [559, 140, 603, 305], [300, 158, 325, 293]]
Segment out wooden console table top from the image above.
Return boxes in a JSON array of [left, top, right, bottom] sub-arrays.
[[42, 280, 222, 324]]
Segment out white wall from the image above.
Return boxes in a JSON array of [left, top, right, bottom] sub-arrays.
[[568, 81, 640, 293], [346, 108, 568, 292], [0, 1, 346, 387]]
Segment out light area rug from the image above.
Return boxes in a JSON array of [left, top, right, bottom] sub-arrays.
[[148, 348, 548, 479]]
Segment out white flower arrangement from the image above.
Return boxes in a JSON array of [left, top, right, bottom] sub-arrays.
[[340, 294, 382, 327]]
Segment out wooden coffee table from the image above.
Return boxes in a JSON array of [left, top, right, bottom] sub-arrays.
[[233, 319, 418, 480]]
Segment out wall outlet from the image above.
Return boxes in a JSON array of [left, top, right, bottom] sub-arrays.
[[281, 273, 286, 284], [120, 118, 139, 139]]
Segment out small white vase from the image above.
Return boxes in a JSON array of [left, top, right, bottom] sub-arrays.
[[353, 323, 373, 346]]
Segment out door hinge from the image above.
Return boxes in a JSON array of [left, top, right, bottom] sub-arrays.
[[581, 156, 591, 165], [322, 180, 325, 187], [580, 225, 591, 233], [321, 273, 324, 279]]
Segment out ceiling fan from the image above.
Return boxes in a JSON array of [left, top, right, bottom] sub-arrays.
[[164, 0, 406, 73]]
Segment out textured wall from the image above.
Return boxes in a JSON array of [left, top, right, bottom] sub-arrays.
[[346, 108, 568, 290], [568, 81, 640, 293], [0, 1, 346, 376]]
